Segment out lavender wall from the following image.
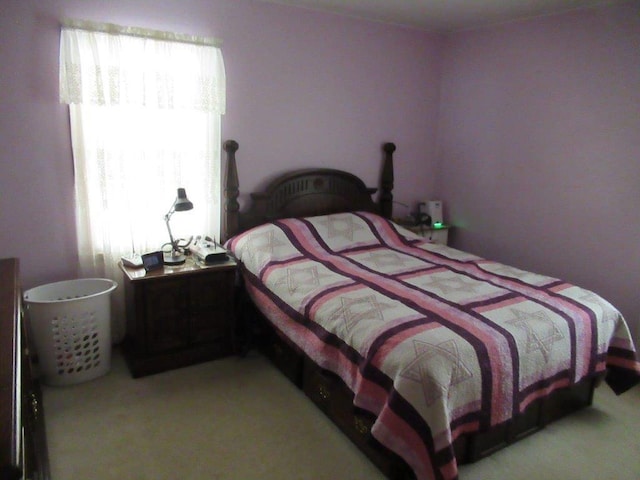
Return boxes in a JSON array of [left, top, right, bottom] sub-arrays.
[[1, 0, 637, 341], [437, 2, 640, 339], [0, 0, 441, 288]]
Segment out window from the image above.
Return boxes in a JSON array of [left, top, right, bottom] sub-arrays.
[[59, 20, 225, 341]]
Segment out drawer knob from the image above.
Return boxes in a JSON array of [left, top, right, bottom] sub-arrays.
[[354, 416, 369, 435], [318, 384, 330, 401], [30, 392, 40, 420]]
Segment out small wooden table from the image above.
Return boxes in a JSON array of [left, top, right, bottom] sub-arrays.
[[119, 255, 238, 377], [401, 223, 451, 245]]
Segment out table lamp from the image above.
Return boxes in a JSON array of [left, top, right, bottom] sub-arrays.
[[163, 187, 193, 265]]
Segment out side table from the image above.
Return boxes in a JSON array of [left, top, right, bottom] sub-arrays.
[[119, 255, 237, 377]]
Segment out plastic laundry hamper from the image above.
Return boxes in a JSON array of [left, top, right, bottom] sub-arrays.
[[23, 278, 117, 386]]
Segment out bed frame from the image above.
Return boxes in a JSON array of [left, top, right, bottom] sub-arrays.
[[221, 139, 600, 479]]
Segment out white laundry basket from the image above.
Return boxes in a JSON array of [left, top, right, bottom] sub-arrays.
[[23, 278, 117, 386]]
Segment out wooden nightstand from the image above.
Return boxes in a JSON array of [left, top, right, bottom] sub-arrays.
[[120, 255, 237, 377], [399, 223, 452, 245]]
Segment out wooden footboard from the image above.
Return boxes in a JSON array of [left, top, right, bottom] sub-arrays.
[[452, 374, 599, 463]]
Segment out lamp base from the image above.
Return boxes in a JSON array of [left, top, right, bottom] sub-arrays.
[[163, 251, 187, 265]]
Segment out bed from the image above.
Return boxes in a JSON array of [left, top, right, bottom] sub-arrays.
[[221, 140, 640, 480]]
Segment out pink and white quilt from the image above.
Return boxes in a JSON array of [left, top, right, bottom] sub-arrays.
[[227, 211, 640, 480]]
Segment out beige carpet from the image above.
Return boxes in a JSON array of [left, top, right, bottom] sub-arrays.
[[43, 348, 640, 480]]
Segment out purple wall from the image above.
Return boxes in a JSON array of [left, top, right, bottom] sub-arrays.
[[1, 1, 637, 339], [0, 0, 441, 287], [437, 2, 640, 339]]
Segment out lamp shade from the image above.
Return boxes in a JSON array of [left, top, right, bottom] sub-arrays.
[[174, 188, 193, 211]]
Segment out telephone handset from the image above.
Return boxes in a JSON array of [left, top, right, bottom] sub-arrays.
[[192, 235, 222, 249]]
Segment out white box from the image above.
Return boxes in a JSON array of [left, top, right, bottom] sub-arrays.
[[427, 200, 443, 224]]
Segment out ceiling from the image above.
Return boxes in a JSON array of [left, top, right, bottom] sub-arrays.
[[258, 0, 612, 32]]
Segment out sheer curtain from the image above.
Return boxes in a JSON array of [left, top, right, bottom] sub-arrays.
[[59, 20, 225, 342]]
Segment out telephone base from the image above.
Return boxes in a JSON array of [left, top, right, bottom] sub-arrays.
[[121, 253, 143, 268]]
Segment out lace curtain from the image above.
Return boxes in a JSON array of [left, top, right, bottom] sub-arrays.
[[59, 21, 225, 342]]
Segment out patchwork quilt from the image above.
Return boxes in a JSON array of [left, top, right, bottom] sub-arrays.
[[227, 211, 640, 480]]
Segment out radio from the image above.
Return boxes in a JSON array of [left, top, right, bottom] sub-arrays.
[[190, 236, 228, 264]]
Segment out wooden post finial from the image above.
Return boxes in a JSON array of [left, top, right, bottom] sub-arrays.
[[383, 142, 396, 155], [380, 142, 395, 219], [223, 140, 240, 241], [224, 140, 239, 154]]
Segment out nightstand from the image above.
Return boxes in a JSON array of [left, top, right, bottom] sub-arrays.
[[119, 255, 237, 377], [400, 223, 452, 245]]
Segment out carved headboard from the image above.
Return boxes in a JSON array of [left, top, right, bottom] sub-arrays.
[[222, 140, 395, 240]]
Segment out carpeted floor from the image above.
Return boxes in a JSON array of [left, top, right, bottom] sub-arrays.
[[43, 348, 640, 480]]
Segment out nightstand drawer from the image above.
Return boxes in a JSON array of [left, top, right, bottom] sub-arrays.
[[189, 270, 235, 309], [143, 278, 189, 354]]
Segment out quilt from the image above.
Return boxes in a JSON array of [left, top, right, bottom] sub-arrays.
[[227, 211, 640, 480]]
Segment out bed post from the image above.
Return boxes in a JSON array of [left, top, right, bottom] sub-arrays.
[[223, 140, 240, 242], [380, 142, 395, 219]]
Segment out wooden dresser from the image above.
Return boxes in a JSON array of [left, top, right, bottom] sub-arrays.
[[0, 258, 49, 480]]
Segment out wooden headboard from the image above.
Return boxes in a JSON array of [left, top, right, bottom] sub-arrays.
[[222, 140, 396, 241]]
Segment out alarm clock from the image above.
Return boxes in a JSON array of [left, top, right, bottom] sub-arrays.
[[141, 251, 164, 272]]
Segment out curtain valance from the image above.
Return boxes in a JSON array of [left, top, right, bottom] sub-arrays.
[[59, 20, 226, 113]]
